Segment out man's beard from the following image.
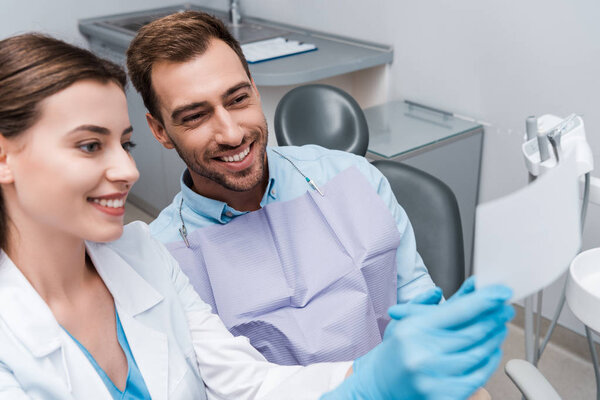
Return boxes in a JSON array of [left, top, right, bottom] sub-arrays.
[[170, 126, 268, 193]]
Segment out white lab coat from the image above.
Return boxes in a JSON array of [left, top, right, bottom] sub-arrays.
[[0, 221, 351, 399]]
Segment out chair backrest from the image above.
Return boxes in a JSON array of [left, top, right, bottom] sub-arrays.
[[371, 160, 465, 297], [274, 84, 369, 156]]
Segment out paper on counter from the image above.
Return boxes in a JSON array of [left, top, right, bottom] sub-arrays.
[[241, 37, 317, 63], [473, 156, 581, 301]]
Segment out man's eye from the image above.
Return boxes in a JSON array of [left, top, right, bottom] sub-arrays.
[[231, 94, 249, 105], [182, 113, 206, 123], [79, 142, 101, 153], [122, 141, 137, 152]]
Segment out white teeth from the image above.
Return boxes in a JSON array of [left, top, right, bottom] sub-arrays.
[[92, 198, 125, 208], [220, 147, 250, 163]]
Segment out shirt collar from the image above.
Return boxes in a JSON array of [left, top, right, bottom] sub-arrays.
[[179, 152, 278, 223], [180, 169, 229, 223]]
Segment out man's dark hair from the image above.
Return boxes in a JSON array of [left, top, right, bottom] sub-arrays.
[[126, 11, 251, 124]]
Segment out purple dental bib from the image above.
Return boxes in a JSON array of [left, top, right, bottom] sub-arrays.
[[166, 166, 401, 365]]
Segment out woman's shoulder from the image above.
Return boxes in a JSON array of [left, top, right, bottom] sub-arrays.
[[111, 220, 153, 246], [98, 221, 176, 282]]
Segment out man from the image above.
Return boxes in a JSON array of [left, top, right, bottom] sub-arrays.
[[126, 11, 436, 367], [123, 11, 506, 399]]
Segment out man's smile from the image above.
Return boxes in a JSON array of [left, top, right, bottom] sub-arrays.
[[219, 146, 250, 163]]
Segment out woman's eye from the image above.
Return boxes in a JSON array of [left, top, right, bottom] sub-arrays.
[[79, 142, 101, 153], [122, 141, 137, 152]]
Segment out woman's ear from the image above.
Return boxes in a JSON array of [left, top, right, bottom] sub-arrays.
[[0, 135, 14, 184]]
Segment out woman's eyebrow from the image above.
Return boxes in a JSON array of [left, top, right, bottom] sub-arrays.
[[66, 125, 133, 136], [68, 124, 110, 135]]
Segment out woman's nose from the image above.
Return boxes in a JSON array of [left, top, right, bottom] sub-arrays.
[[106, 145, 140, 187]]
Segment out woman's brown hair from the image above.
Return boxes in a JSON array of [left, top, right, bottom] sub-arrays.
[[0, 33, 127, 249]]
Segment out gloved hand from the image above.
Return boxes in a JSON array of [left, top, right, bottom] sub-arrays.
[[407, 286, 443, 305], [321, 283, 514, 400], [392, 276, 477, 321]]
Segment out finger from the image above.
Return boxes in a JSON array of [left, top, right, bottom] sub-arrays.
[[388, 288, 443, 319], [430, 349, 503, 400], [410, 287, 443, 305], [388, 302, 440, 320], [419, 349, 503, 400], [422, 285, 513, 330], [447, 276, 476, 303], [433, 327, 508, 376], [420, 305, 513, 354]]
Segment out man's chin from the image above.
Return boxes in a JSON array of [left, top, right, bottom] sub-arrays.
[[195, 166, 264, 193], [219, 175, 264, 192]]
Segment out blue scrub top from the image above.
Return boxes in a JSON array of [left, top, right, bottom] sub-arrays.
[[63, 308, 151, 399]]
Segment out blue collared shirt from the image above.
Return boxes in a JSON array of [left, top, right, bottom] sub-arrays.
[[150, 145, 434, 303]]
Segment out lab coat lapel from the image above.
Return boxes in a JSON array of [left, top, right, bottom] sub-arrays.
[[86, 241, 169, 399], [0, 252, 111, 399], [118, 309, 169, 399]]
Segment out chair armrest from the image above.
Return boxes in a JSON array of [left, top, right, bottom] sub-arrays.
[[504, 359, 562, 400]]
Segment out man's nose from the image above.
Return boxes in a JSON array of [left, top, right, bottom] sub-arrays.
[[213, 106, 244, 147]]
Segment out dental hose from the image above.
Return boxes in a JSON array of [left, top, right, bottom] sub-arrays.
[[534, 173, 598, 399]]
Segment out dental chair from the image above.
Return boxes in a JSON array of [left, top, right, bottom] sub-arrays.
[[274, 84, 369, 156], [371, 160, 465, 297], [275, 85, 466, 297]]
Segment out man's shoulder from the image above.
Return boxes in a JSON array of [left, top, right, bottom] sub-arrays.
[[270, 145, 371, 177], [148, 195, 181, 243], [271, 144, 362, 163]]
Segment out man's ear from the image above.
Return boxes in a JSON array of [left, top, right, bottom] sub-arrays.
[[0, 135, 14, 184], [146, 113, 175, 150]]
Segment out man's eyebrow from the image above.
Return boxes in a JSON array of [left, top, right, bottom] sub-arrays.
[[171, 101, 209, 122], [122, 126, 133, 136], [223, 82, 252, 100], [170, 82, 252, 122]]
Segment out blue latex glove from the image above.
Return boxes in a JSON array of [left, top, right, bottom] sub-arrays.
[[321, 284, 514, 400], [408, 286, 443, 305], [392, 276, 477, 321]]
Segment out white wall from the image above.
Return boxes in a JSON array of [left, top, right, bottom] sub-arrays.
[[237, 0, 600, 338], [0, 0, 190, 43]]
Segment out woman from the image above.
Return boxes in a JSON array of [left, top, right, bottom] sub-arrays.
[[0, 33, 510, 400]]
